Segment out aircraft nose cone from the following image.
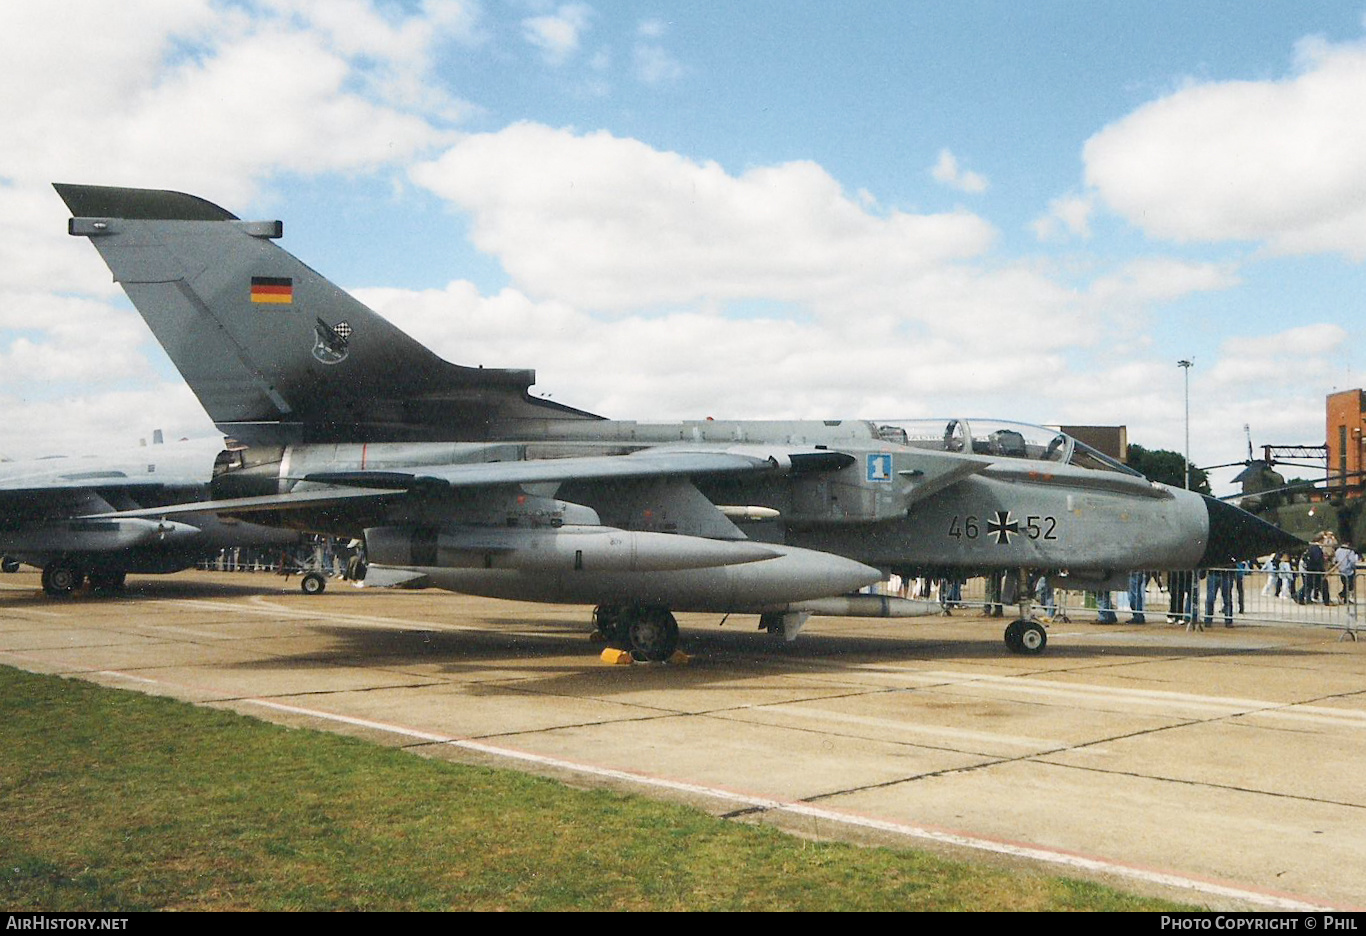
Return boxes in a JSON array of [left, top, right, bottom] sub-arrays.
[[1201, 495, 1304, 565]]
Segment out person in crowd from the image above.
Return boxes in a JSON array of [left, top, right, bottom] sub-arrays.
[[1335, 541, 1359, 608], [1094, 589, 1118, 624], [983, 570, 1004, 617], [1204, 562, 1235, 627], [1278, 552, 1295, 599], [1234, 560, 1248, 613], [1168, 569, 1194, 624], [1127, 571, 1148, 624], [1033, 571, 1057, 620], [1302, 537, 1329, 605], [1260, 554, 1279, 597]]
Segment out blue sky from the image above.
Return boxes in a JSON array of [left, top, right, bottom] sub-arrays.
[[3, 2, 1366, 494]]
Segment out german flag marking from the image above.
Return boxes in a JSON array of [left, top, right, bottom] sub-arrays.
[[250, 276, 293, 305]]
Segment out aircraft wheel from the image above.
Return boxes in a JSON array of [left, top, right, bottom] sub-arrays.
[[1016, 620, 1043, 655], [0, 557, 19, 573], [89, 571, 127, 592], [629, 607, 679, 663], [593, 605, 631, 648], [1003, 619, 1024, 652], [42, 562, 83, 597], [300, 571, 327, 595]]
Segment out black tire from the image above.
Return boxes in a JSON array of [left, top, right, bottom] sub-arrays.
[[1003, 619, 1025, 652], [43, 563, 82, 597], [628, 607, 679, 663], [0, 557, 19, 574], [89, 571, 127, 592], [301, 571, 327, 595], [593, 605, 631, 648]]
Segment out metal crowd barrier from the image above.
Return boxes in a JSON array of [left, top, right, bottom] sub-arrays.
[[884, 570, 1363, 640]]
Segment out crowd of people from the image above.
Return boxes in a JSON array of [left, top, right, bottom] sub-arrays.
[[201, 536, 366, 580], [1259, 532, 1358, 607], [887, 533, 1359, 628]]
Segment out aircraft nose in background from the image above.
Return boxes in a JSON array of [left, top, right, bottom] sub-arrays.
[[1200, 495, 1304, 565]]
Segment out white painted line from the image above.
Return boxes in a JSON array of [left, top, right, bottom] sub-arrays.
[[226, 692, 1337, 911], [917, 670, 1282, 708], [825, 666, 1366, 731], [94, 670, 162, 685]]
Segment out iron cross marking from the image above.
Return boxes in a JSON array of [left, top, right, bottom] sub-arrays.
[[987, 510, 1019, 545]]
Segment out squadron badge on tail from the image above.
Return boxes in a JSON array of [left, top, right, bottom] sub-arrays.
[[313, 318, 351, 365]]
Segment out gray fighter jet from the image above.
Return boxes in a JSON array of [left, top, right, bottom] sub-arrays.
[[0, 436, 298, 595], [54, 184, 1298, 656]]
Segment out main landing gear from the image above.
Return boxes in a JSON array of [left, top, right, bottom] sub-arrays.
[[38, 562, 128, 597], [40, 561, 84, 597], [593, 604, 680, 662]]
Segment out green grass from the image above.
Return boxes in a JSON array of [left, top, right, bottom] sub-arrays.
[[0, 665, 1194, 911]]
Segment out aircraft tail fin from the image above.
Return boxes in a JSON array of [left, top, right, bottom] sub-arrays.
[[55, 183, 598, 445]]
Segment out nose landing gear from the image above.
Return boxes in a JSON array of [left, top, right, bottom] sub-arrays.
[[1004, 618, 1047, 654]]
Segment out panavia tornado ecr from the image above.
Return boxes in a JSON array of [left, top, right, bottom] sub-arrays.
[[53, 183, 1298, 658]]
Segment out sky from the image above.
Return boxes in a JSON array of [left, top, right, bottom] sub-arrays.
[[3, 1, 1366, 495]]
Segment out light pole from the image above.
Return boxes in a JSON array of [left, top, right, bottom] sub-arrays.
[[1177, 359, 1193, 489]]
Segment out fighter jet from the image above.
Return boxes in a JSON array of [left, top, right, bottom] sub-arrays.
[[53, 183, 1298, 656], [0, 435, 299, 596]]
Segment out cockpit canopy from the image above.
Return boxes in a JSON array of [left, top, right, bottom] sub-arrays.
[[873, 419, 1142, 477]]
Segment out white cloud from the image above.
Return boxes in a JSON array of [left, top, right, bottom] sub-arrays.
[[352, 279, 1062, 422], [274, 0, 483, 121], [631, 19, 682, 84], [269, 0, 482, 60], [0, 293, 149, 386], [1086, 258, 1241, 307], [634, 43, 683, 84], [522, 3, 592, 65], [0, 0, 472, 459], [0, 384, 213, 461], [410, 124, 1003, 317], [1032, 193, 1094, 241], [0, 3, 464, 190], [345, 268, 1301, 484], [930, 149, 988, 194], [1209, 323, 1348, 387], [1084, 33, 1366, 258]]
